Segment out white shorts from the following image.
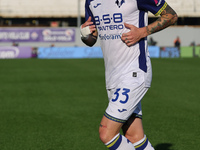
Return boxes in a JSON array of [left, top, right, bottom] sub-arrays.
[[104, 83, 149, 123]]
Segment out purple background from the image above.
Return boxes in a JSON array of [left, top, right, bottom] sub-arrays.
[[0, 28, 75, 42], [0, 46, 32, 58]]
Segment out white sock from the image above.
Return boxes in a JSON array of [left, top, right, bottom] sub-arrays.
[[133, 135, 154, 150], [106, 133, 135, 150]]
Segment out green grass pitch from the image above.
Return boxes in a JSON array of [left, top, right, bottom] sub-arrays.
[[0, 58, 199, 150]]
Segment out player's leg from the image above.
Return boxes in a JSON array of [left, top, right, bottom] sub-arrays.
[[122, 114, 154, 150], [99, 115, 135, 150], [100, 82, 149, 150], [122, 114, 144, 143]]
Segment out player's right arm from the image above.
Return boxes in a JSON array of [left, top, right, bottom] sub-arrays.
[[81, 16, 98, 47]]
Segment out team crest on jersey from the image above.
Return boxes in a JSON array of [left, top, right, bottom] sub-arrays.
[[115, 0, 125, 8]]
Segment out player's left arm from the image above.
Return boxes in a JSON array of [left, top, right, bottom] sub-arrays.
[[146, 4, 178, 35], [121, 4, 178, 46]]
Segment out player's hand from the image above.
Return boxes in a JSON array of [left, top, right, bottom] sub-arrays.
[[121, 23, 146, 47], [81, 16, 96, 33]]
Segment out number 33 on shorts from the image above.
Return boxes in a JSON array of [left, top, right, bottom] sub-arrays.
[[105, 88, 133, 122], [111, 88, 130, 104]]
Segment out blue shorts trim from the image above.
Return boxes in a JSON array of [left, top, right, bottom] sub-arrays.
[[104, 112, 126, 123]]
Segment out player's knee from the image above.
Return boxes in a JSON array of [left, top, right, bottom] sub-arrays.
[[99, 125, 112, 143], [125, 133, 144, 144], [99, 126, 107, 143], [99, 132, 108, 143]]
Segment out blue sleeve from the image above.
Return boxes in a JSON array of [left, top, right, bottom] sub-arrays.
[[137, 0, 168, 16], [85, 0, 95, 24]]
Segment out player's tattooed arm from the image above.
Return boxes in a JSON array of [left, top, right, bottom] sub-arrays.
[[146, 4, 178, 35], [121, 4, 177, 47]]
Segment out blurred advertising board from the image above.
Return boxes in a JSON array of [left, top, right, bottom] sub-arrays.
[[38, 46, 179, 59], [0, 46, 32, 59], [148, 46, 160, 58], [148, 46, 180, 58], [38, 47, 103, 59], [0, 28, 75, 42], [37, 46, 181, 59], [180, 46, 200, 58], [160, 47, 180, 58], [38, 46, 161, 59]]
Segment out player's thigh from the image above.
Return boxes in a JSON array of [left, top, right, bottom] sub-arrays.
[[99, 115, 123, 143]]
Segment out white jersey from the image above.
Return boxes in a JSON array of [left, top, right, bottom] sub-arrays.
[[85, 0, 167, 89]]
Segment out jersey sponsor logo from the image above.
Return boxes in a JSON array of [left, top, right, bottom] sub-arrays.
[[94, 13, 123, 26], [94, 3, 101, 8], [95, 13, 124, 32], [99, 34, 121, 40], [98, 24, 124, 31], [115, 0, 125, 8], [154, 0, 162, 6]]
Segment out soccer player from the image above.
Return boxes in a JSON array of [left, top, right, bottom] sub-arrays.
[[80, 0, 177, 150]]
